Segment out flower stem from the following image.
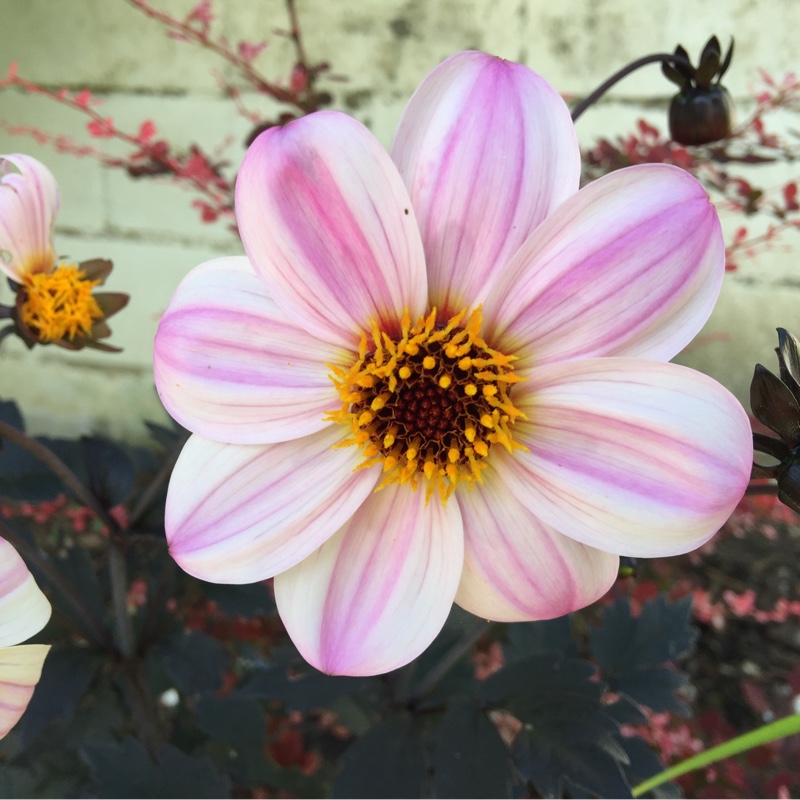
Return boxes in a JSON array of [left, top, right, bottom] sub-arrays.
[[571, 53, 692, 122], [108, 542, 134, 659], [407, 619, 490, 705], [0, 419, 120, 533], [126, 430, 188, 528]]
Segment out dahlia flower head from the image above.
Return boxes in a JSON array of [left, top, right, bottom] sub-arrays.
[[155, 51, 752, 676], [0, 537, 51, 738], [0, 154, 127, 351]]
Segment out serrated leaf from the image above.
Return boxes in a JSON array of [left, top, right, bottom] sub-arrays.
[[591, 596, 696, 718], [81, 738, 230, 798], [618, 736, 680, 798], [433, 701, 515, 798], [15, 648, 99, 746], [505, 617, 577, 663], [406, 609, 478, 704], [81, 436, 136, 508], [156, 630, 228, 695], [592, 596, 697, 674], [479, 653, 599, 706], [0, 401, 85, 501], [200, 580, 275, 617], [334, 713, 427, 799], [194, 693, 265, 751], [614, 668, 690, 715], [513, 719, 631, 799], [606, 695, 648, 726], [239, 649, 378, 712]]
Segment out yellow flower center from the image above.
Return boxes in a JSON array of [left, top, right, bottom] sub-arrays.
[[20, 263, 103, 342], [328, 307, 526, 502]]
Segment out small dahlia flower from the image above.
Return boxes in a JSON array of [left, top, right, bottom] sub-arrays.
[[155, 51, 752, 676], [0, 537, 51, 738], [0, 155, 127, 351]]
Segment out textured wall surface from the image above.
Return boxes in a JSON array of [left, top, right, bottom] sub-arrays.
[[0, 0, 798, 438]]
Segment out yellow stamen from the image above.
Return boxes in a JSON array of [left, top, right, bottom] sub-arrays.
[[325, 306, 524, 503], [20, 263, 103, 342]]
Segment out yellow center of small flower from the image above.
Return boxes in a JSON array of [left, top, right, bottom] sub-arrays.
[[328, 307, 526, 502], [20, 263, 103, 342]]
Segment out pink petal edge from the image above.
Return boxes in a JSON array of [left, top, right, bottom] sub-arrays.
[[274, 483, 464, 676], [455, 472, 618, 622], [236, 111, 428, 350], [0, 154, 60, 282], [166, 427, 381, 583], [484, 164, 725, 369], [391, 51, 580, 317], [0, 538, 51, 648], [0, 644, 51, 739], [154, 256, 348, 444], [495, 358, 753, 558]]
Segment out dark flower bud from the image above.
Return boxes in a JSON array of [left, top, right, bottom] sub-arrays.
[[751, 328, 800, 512], [663, 36, 735, 145]]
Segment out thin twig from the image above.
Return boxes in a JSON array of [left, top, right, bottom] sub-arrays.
[[407, 619, 490, 705], [571, 53, 692, 122], [0, 419, 119, 533], [123, 0, 314, 111], [285, 0, 309, 69], [136, 555, 176, 653], [127, 431, 189, 528]]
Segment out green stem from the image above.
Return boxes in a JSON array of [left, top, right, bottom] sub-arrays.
[[632, 713, 800, 797], [571, 53, 691, 122]]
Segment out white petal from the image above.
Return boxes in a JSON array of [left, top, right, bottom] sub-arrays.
[[495, 359, 753, 557], [166, 427, 381, 582], [455, 473, 618, 622], [0, 537, 51, 647], [155, 256, 347, 443], [0, 644, 50, 739], [0, 154, 59, 281], [236, 111, 427, 349], [275, 484, 464, 676]]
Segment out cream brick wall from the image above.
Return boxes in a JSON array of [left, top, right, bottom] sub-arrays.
[[0, 0, 798, 438]]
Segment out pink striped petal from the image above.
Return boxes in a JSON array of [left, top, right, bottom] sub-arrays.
[[484, 165, 724, 370], [236, 111, 427, 350], [274, 483, 463, 676], [166, 426, 380, 583], [0, 644, 50, 739], [455, 472, 618, 622], [0, 538, 51, 647], [155, 256, 347, 444], [494, 359, 752, 557], [492, 358, 753, 557], [390, 51, 579, 317], [0, 154, 60, 282]]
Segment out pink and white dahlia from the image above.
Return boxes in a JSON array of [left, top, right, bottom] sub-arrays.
[[0, 537, 51, 738], [0, 154, 127, 349], [154, 51, 752, 676]]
